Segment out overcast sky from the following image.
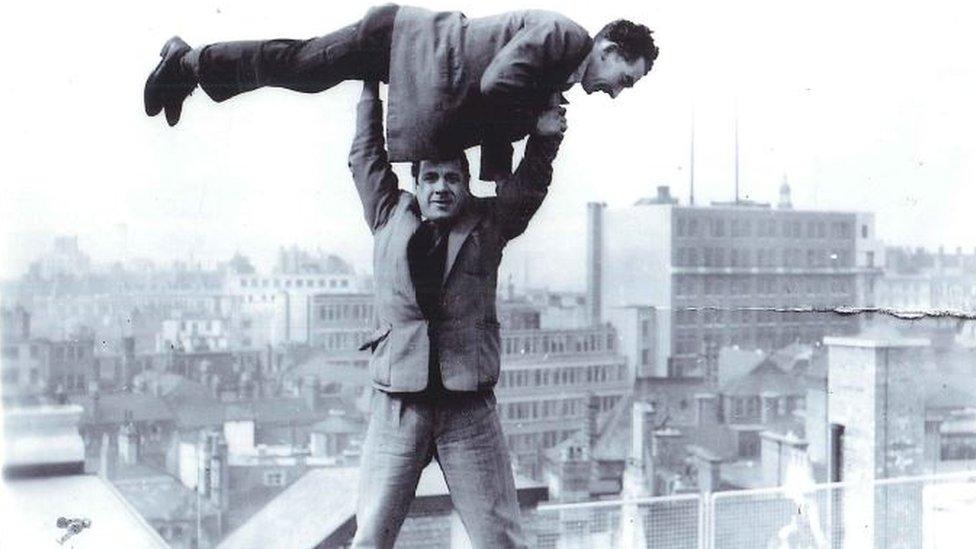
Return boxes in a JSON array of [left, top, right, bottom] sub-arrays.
[[2, 0, 974, 289]]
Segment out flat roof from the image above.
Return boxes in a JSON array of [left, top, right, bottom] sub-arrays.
[[2, 475, 168, 548]]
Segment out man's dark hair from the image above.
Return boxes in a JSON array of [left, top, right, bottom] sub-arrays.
[[410, 153, 471, 184], [595, 20, 659, 69]]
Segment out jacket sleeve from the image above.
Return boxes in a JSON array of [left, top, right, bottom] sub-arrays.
[[480, 15, 590, 106], [493, 132, 563, 242], [348, 95, 400, 233]]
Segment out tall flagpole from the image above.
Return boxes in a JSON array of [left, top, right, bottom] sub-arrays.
[[734, 105, 740, 204], [689, 108, 696, 206]]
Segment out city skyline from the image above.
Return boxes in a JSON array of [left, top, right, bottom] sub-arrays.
[[3, 0, 976, 288]]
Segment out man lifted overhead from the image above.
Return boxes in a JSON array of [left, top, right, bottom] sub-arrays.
[[144, 3, 658, 181]]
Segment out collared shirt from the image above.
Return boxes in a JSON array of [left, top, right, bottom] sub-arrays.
[[565, 56, 588, 89]]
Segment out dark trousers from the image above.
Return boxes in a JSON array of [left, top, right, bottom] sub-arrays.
[[195, 4, 397, 103]]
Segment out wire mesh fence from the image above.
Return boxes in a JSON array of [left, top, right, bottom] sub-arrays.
[[533, 493, 701, 549], [529, 471, 976, 549]]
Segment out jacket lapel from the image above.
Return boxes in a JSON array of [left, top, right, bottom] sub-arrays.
[[442, 205, 482, 285]]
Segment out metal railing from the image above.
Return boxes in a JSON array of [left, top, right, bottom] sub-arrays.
[[532, 471, 976, 549]]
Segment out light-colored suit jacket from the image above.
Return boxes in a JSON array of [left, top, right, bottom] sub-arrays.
[[349, 94, 561, 392], [380, 5, 591, 181]]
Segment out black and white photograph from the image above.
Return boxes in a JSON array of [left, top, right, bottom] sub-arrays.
[[2, 0, 975, 547]]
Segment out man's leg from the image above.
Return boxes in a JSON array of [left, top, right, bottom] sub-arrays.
[[434, 392, 526, 549], [145, 4, 397, 125], [352, 390, 435, 549], [188, 23, 380, 103]]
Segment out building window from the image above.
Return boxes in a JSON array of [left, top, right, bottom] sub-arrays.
[[1, 368, 19, 384], [712, 219, 725, 237], [738, 432, 760, 458], [263, 471, 286, 487], [861, 225, 869, 238]]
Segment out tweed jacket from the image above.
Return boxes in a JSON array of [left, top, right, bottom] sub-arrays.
[[349, 94, 561, 392], [375, 4, 591, 181]]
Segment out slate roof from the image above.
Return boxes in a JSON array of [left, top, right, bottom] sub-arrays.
[[113, 464, 219, 522], [720, 359, 804, 397], [223, 398, 324, 425], [70, 392, 175, 425]]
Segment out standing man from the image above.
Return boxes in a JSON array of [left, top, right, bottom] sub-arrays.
[[145, 4, 657, 180], [347, 79, 565, 548]]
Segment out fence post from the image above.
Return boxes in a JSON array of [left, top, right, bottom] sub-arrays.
[[697, 492, 711, 549]]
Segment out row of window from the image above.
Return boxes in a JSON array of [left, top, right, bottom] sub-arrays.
[[311, 330, 372, 351], [941, 436, 976, 461], [499, 395, 623, 423], [676, 217, 860, 240], [501, 330, 615, 356], [316, 303, 375, 323], [240, 277, 350, 290], [724, 395, 804, 423], [178, 319, 223, 333], [4, 344, 91, 362], [674, 246, 854, 268], [675, 308, 849, 326], [674, 275, 856, 297], [1, 367, 40, 385], [507, 430, 577, 453], [672, 322, 856, 354], [497, 363, 628, 390]]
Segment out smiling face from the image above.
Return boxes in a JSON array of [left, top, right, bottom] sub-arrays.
[[581, 41, 649, 99], [414, 159, 471, 222]]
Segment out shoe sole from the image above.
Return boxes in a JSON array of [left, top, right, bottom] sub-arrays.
[[144, 38, 186, 118]]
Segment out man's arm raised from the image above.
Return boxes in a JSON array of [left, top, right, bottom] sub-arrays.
[[493, 106, 567, 241], [348, 81, 400, 234]]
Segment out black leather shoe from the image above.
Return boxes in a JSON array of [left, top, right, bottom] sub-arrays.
[[144, 36, 195, 126]]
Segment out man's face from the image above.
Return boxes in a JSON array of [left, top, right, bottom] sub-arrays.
[[581, 42, 649, 99], [415, 159, 470, 222]]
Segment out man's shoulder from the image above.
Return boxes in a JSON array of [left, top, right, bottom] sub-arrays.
[[373, 190, 418, 233], [512, 10, 589, 38]]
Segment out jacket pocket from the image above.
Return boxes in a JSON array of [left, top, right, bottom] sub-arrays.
[[362, 324, 394, 387], [358, 324, 393, 353]]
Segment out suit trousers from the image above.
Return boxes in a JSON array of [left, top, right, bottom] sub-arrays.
[[351, 388, 526, 548], [194, 4, 397, 103]]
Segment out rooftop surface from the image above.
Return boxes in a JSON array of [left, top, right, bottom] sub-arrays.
[[2, 474, 168, 548]]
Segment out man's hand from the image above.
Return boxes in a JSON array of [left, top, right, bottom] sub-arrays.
[[533, 106, 567, 137]]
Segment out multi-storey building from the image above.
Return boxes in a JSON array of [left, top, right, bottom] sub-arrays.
[[495, 322, 631, 477], [306, 293, 375, 351], [225, 248, 367, 346], [1, 306, 48, 404], [876, 246, 976, 312], [592, 185, 883, 378]]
